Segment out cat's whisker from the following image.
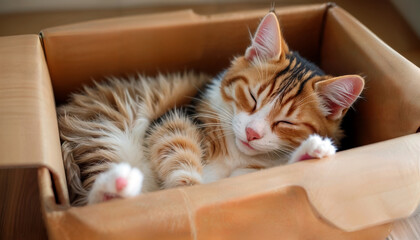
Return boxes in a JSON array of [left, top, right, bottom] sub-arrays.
[[274, 151, 292, 158], [196, 116, 232, 125], [193, 101, 233, 121], [194, 111, 229, 120], [199, 122, 227, 126], [268, 150, 286, 160], [200, 125, 229, 130], [204, 127, 234, 136], [199, 116, 233, 125], [259, 144, 294, 156], [205, 130, 235, 141], [197, 110, 232, 119]]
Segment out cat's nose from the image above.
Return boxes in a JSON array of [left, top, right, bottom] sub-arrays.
[[246, 127, 262, 141]]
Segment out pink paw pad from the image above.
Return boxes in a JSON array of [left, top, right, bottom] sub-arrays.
[[115, 177, 128, 192], [298, 153, 313, 161]]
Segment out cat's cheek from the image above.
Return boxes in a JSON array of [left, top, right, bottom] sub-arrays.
[[232, 112, 250, 140], [231, 104, 239, 115], [258, 134, 283, 152], [235, 138, 260, 156]]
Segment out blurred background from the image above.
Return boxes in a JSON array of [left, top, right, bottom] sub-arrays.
[[0, 0, 418, 66]]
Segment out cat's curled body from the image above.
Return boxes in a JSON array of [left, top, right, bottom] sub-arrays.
[[58, 12, 364, 205]]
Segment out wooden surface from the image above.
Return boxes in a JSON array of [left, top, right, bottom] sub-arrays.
[[390, 215, 420, 240], [0, 168, 48, 240]]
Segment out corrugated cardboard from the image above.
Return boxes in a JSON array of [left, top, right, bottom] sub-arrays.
[[1, 3, 419, 239]]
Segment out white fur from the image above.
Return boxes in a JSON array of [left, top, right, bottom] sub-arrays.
[[200, 73, 339, 183], [321, 81, 356, 112], [93, 108, 148, 165], [289, 134, 336, 164], [87, 115, 159, 204], [163, 169, 203, 189], [88, 162, 143, 204], [317, 76, 363, 120], [229, 168, 259, 178], [203, 80, 287, 183], [202, 159, 232, 183], [232, 101, 280, 155]]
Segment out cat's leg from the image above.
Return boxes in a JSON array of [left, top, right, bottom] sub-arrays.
[[147, 110, 204, 189], [289, 134, 336, 164], [87, 162, 143, 204]]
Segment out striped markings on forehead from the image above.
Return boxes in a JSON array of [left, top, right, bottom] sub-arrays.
[[262, 52, 326, 103]]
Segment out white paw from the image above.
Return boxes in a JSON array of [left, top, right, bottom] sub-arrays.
[[289, 134, 336, 163], [87, 162, 143, 204], [302, 135, 336, 159]]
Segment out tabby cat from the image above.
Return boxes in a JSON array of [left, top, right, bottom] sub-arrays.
[[58, 12, 364, 205]]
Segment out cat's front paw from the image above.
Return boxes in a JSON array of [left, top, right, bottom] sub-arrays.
[[289, 134, 336, 164], [87, 162, 143, 204]]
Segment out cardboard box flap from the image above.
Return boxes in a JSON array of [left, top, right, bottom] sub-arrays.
[[0, 4, 406, 239], [40, 4, 328, 103], [45, 134, 420, 239], [0, 35, 69, 204], [40, 9, 203, 33], [33, 4, 420, 238], [321, 7, 420, 145], [304, 133, 420, 231]]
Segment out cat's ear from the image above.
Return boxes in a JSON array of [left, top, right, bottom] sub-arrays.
[[245, 12, 282, 62], [315, 75, 365, 120]]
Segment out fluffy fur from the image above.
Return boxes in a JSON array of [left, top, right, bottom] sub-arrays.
[[58, 12, 364, 205], [59, 73, 211, 205]]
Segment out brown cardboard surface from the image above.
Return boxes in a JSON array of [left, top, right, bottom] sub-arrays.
[[44, 184, 391, 240], [0, 35, 68, 205], [303, 134, 420, 231], [1, 3, 420, 240], [40, 4, 326, 103], [2, 0, 418, 67], [321, 7, 420, 146], [48, 135, 420, 239]]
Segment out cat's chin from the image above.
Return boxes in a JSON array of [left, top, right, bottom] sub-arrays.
[[235, 137, 261, 156]]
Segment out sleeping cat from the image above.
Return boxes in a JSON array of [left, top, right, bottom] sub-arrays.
[[58, 12, 364, 205]]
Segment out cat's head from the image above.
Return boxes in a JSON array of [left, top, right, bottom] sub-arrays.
[[220, 12, 364, 156]]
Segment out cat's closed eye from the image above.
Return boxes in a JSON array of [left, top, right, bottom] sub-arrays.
[[274, 120, 294, 126], [249, 89, 257, 111]]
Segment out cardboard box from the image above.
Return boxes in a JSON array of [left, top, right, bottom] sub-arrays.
[[1, 3, 420, 239]]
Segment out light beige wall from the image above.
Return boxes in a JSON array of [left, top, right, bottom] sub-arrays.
[[0, 0, 261, 13], [0, 0, 149, 13]]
